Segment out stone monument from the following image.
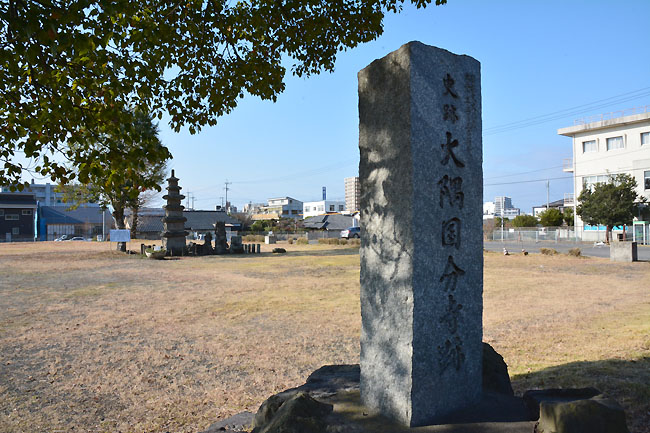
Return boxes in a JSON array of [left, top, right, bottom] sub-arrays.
[[161, 170, 188, 256], [203, 232, 213, 254], [214, 221, 228, 254], [230, 235, 244, 254], [359, 42, 483, 427]]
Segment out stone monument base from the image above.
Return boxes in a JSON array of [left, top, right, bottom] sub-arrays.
[[202, 363, 534, 433], [201, 344, 628, 433]]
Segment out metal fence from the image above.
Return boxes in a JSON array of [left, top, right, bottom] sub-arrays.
[[490, 227, 579, 243]]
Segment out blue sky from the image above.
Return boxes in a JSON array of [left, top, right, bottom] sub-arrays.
[[154, 0, 650, 214]]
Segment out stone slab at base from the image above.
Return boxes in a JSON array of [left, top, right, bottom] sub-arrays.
[[201, 411, 254, 433], [245, 365, 534, 433]]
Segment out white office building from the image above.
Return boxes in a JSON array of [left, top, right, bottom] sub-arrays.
[[558, 108, 650, 240], [303, 200, 346, 218]]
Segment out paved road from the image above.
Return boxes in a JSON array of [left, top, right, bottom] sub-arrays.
[[484, 240, 650, 261]]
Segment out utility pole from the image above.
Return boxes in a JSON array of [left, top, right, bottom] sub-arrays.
[[191, 195, 195, 210], [224, 180, 231, 214], [186, 192, 191, 209], [546, 180, 550, 210], [220, 196, 224, 208], [501, 204, 504, 242]]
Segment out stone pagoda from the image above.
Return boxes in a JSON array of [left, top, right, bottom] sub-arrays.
[[161, 170, 188, 255]]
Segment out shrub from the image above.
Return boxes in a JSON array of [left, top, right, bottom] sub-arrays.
[[540, 248, 558, 256], [287, 238, 294, 244], [348, 238, 361, 246], [567, 248, 581, 257], [296, 238, 308, 245], [340, 239, 348, 245]]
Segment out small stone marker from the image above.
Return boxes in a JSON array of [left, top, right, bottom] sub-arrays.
[[359, 42, 483, 427]]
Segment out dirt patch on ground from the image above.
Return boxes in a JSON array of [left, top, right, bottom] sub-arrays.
[[0, 242, 648, 432]]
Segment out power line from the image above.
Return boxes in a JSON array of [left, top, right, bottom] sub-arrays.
[[484, 175, 572, 187], [484, 165, 650, 187], [483, 88, 650, 135], [484, 86, 650, 132], [231, 161, 357, 185], [484, 164, 564, 180], [485, 145, 650, 180]]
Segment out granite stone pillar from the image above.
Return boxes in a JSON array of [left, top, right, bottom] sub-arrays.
[[359, 42, 483, 427]]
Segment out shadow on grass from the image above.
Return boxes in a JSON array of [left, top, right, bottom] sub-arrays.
[[191, 247, 360, 260], [511, 356, 650, 433], [284, 247, 360, 257]]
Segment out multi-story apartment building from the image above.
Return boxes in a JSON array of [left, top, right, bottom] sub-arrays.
[[344, 177, 360, 213], [558, 108, 650, 239], [493, 196, 520, 218], [302, 200, 346, 218], [1, 180, 99, 207]]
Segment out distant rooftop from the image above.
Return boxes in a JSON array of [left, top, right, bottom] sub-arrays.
[[573, 105, 649, 125], [558, 106, 650, 136]]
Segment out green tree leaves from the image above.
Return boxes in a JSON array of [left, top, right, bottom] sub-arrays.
[[538, 208, 564, 227], [577, 174, 644, 242], [511, 214, 539, 228], [1, 0, 447, 187], [58, 109, 170, 229]]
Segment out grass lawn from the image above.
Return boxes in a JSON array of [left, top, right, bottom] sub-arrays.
[[0, 241, 648, 433]]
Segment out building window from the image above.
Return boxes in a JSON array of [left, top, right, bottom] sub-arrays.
[[339, 205, 344, 211], [582, 140, 597, 153], [606, 136, 624, 151], [583, 175, 610, 190], [5, 214, 18, 220], [329, 205, 335, 211], [22, 209, 32, 216], [642, 132, 649, 146], [12, 227, 19, 235], [645, 171, 650, 190], [305, 206, 310, 212]]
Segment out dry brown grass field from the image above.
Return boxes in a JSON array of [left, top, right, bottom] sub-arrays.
[[0, 241, 648, 433]]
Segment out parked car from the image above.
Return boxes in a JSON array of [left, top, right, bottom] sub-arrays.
[[340, 226, 361, 239], [69, 237, 88, 241], [54, 234, 74, 242]]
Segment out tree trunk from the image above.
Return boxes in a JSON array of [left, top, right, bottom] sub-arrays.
[[606, 225, 611, 244], [131, 204, 139, 240], [112, 207, 127, 252]]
